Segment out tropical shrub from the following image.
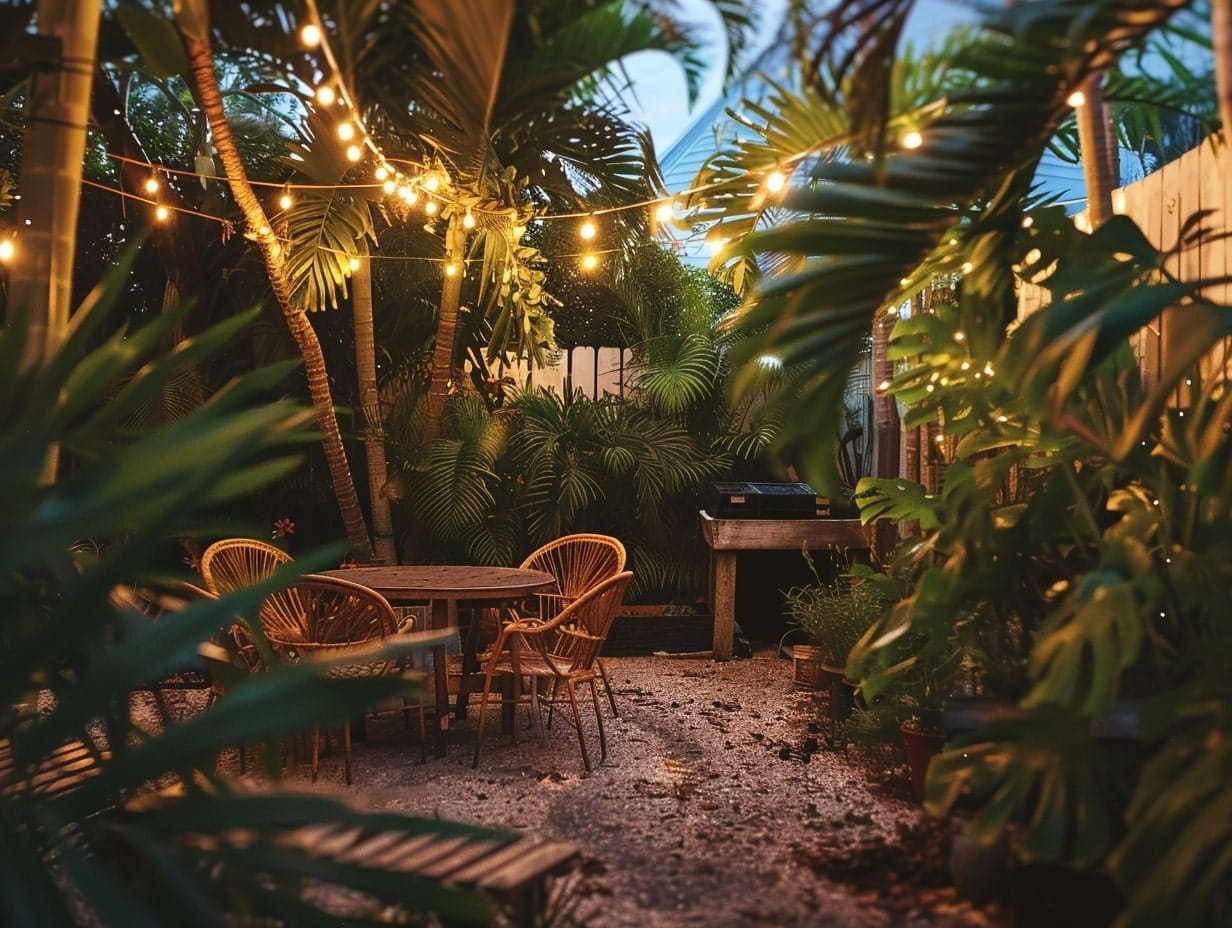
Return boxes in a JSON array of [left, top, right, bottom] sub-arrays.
[[0, 253, 516, 926]]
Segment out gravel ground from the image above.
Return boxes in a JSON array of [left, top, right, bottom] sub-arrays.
[[222, 651, 1011, 928]]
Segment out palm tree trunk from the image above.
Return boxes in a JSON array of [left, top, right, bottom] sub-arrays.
[[9, 0, 101, 372], [423, 213, 467, 445], [180, 22, 374, 560], [351, 253, 397, 564], [1076, 72, 1117, 228]]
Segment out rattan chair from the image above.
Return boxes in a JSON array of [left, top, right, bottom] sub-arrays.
[[199, 537, 292, 596], [259, 574, 424, 783], [519, 533, 626, 715], [473, 571, 632, 772]]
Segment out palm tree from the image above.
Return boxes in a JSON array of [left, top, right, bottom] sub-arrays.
[[8, 0, 100, 376], [176, 3, 375, 559], [351, 0, 739, 447]]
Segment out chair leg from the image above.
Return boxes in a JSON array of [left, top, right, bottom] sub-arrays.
[[588, 678, 608, 764], [472, 672, 498, 768], [565, 682, 591, 772], [597, 658, 619, 717], [311, 729, 321, 782]]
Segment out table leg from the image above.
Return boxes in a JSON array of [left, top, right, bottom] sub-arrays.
[[430, 598, 451, 758], [711, 551, 736, 661]]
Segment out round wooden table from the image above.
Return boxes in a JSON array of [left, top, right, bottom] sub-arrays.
[[319, 565, 556, 756]]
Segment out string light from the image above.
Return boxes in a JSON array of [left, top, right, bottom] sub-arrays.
[[154, 205, 169, 222], [424, 199, 438, 215], [336, 121, 355, 142], [0, 238, 13, 262], [345, 144, 362, 162], [315, 85, 336, 106], [1067, 90, 1085, 108], [279, 188, 294, 210], [581, 253, 598, 270], [765, 170, 786, 193], [300, 23, 322, 47], [444, 261, 459, 276], [902, 130, 923, 149], [463, 209, 476, 230], [144, 176, 160, 195], [348, 257, 360, 271], [654, 200, 673, 223], [579, 217, 597, 240]]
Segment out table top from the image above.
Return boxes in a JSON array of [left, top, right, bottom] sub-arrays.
[[317, 565, 557, 601], [698, 509, 871, 551]]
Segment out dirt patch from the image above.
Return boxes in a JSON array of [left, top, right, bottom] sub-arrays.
[[194, 652, 1011, 928]]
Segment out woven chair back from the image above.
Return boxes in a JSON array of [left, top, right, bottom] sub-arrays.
[[259, 574, 399, 678], [200, 538, 291, 596], [520, 534, 626, 619], [532, 571, 633, 673]]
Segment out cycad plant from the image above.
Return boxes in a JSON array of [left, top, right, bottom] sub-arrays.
[[0, 250, 525, 926]]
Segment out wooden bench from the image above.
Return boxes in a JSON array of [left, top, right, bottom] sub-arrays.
[[283, 820, 580, 926], [0, 737, 108, 799]]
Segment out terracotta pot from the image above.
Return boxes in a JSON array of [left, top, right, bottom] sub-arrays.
[[900, 722, 946, 802]]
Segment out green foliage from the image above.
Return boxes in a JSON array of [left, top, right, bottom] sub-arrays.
[[1, 252, 507, 925], [783, 550, 887, 665]]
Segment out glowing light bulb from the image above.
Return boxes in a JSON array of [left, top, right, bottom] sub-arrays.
[[444, 262, 459, 277], [424, 174, 440, 192], [155, 205, 170, 222], [902, 130, 923, 149], [463, 210, 476, 230], [383, 179, 396, 194], [279, 191, 293, 210], [765, 170, 786, 192], [345, 144, 362, 162], [654, 201, 673, 223], [348, 257, 360, 271], [954, 331, 966, 342], [337, 121, 355, 142], [300, 23, 322, 47], [315, 85, 336, 106], [0, 239, 13, 262], [579, 218, 596, 240], [424, 200, 438, 215], [1022, 215, 1034, 229], [961, 261, 973, 274], [581, 253, 598, 270], [375, 166, 388, 181], [144, 176, 160, 195], [258, 224, 270, 236], [1066, 90, 1085, 108]]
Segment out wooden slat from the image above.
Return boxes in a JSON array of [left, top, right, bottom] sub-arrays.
[[0, 739, 104, 799], [473, 838, 581, 894], [415, 838, 505, 880], [379, 834, 473, 876]]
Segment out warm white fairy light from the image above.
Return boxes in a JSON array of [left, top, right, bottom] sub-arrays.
[[463, 210, 476, 229], [155, 205, 169, 222], [424, 199, 438, 215], [654, 200, 673, 223], [581, 253, 598, 270], [902, 130, 923, 149], [300, 23, 322, 47], [336, 121, 355, 142], [579, 218, 597, 240], [0, 238, 13, 262], [279, 190, 293, 210], [348, 257, 360, 271], [374, 165, 388, 181], [345, 144, 362, 162], [144, 176, 160, 194], [765, 170, 786, 192], [424, 174, 440, 192], [315, 85, 336, 106], [1067, 90, 1085, 108], [444, 261, 459, 276], [383, 179, 396, 195]]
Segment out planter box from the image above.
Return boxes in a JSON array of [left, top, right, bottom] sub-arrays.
[[602, 610, 714, 656]]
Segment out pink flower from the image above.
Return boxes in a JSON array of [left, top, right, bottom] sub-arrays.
[[272, 517, 295, 539]]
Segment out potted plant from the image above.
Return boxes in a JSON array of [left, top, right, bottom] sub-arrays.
[[783, 549, 887, 693]]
